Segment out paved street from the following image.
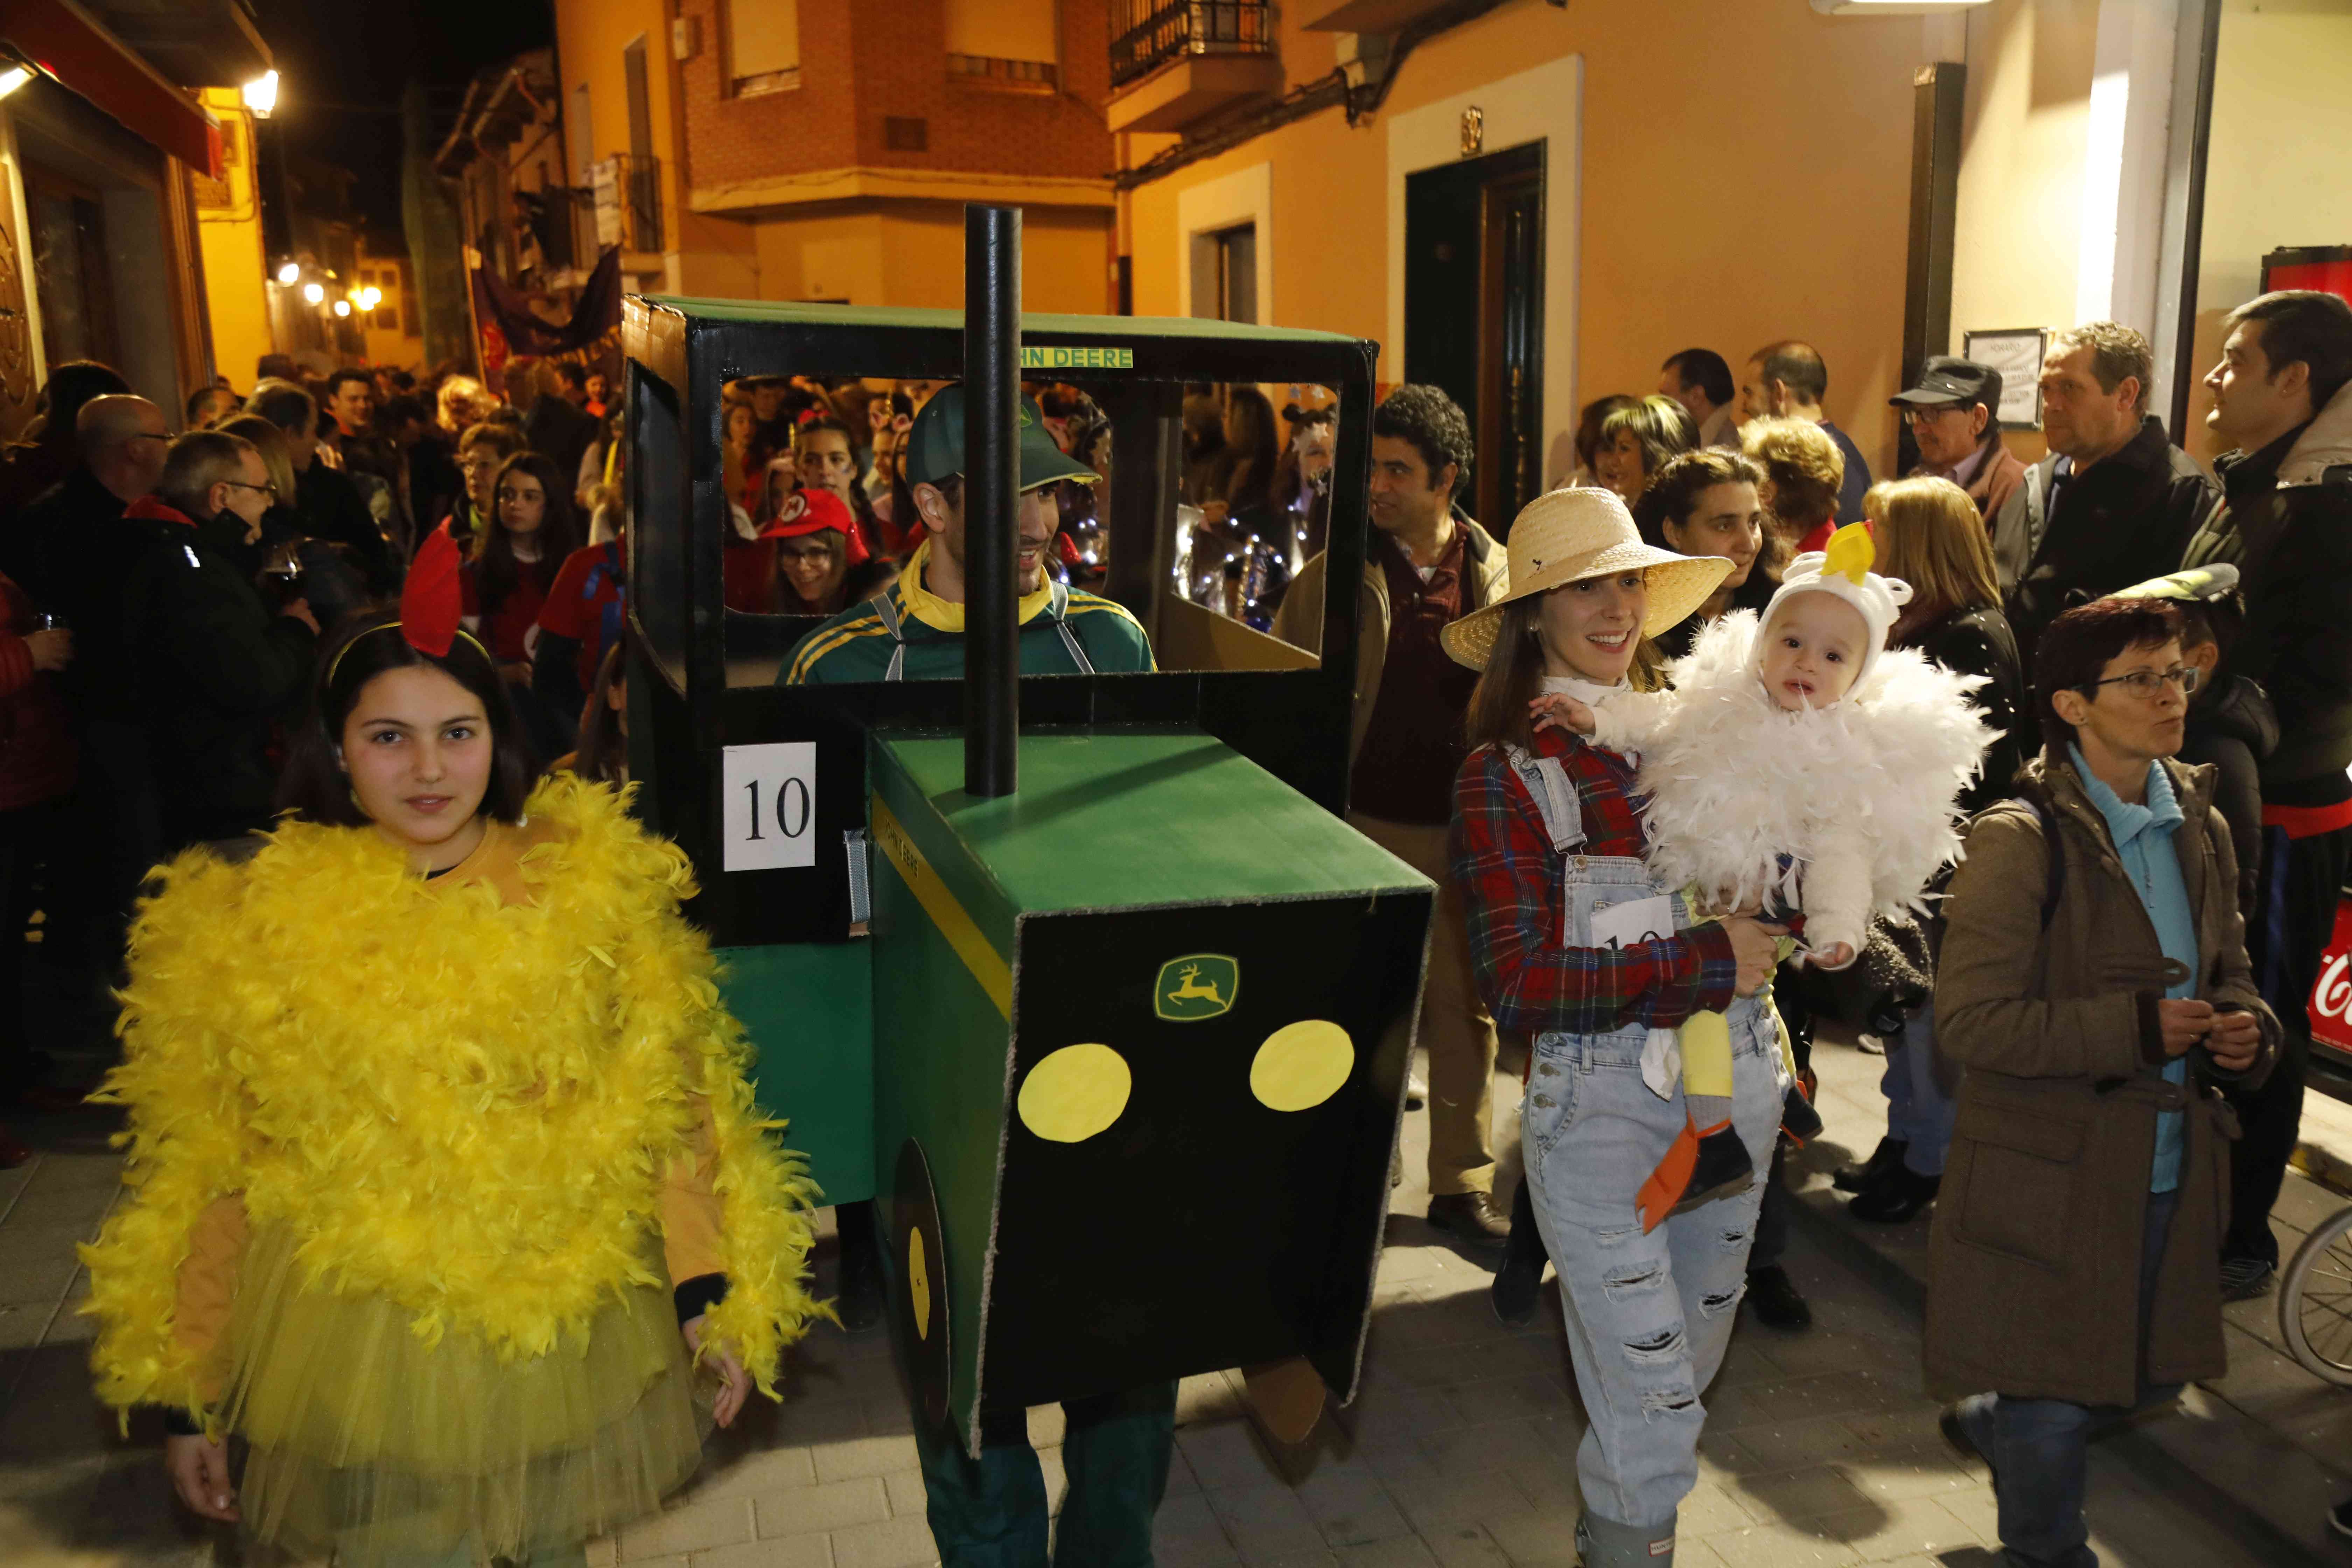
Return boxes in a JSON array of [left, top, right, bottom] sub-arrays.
[[0, 1041, 2329, 1567]]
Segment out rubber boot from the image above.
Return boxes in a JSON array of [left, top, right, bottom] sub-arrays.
[[1670, 1124, 1754, 1217], [1576, 1508, 1675, 1567], [1634, 1112, 1703, 1234], [1780, 1078, 1823, 1143]]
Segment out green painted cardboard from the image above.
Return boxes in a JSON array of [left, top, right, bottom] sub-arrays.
[[866, 728, 1433, 1454], [719, 942, 877, 1205]]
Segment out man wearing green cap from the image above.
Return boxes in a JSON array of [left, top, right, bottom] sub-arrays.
[[778, 384, 1153, 684]]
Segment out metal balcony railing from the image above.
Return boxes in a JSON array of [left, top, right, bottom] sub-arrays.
[[1111, 1, 1273, 90]]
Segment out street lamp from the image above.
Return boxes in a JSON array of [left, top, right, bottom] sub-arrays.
[[332, 300, 351, 318], [359, 286, 382, 310], [276, 261, 300, 285], [243, 70, 278, 120], [302, 281, 324, 306]]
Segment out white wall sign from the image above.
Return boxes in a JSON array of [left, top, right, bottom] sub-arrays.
[[721, 742, 817, 871], [1962, 329, 2049, 429]]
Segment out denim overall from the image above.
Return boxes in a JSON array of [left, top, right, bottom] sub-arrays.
[[1504, 747, 1783, 1565]]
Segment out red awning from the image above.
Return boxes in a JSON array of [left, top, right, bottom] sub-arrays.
[[2, 0, 218, 176]]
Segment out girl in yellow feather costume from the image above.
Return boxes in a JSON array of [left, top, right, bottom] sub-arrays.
[[77, 585, 824, 1568]]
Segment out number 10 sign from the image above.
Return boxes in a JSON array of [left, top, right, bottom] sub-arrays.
[[721, 742, 817, 872]]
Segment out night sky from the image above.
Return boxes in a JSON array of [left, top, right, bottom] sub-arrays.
[[247, 0, 556, 237]]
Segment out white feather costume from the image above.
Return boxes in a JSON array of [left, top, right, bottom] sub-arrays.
[[1588, 608, 1994, 961]]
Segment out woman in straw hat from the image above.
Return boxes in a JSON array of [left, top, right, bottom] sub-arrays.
[[1444, 486, 1785, 1568]]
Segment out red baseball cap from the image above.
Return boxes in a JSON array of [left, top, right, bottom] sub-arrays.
[[762, 486, 869, 564]]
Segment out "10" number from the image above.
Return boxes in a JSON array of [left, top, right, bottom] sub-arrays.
[[743, 776, 811, 841]]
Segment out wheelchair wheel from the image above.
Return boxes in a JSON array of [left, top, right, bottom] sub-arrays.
[[2280, 1201, 2352, 1386]]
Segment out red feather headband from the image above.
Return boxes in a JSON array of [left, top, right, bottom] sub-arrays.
[[324, 523, 488, 686]]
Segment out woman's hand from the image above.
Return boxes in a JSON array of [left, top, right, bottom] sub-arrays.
[[165, 1433, 239, 1522], [1721, 915, 1788, 996], [684, 1315, 750, 1428], [1528, 694, 1596, 736], [2207, 1006, 2263, 1071], [2156, 998, 2214, 1057]]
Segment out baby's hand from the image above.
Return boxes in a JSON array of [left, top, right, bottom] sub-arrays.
[[1808, 941, 1856, 970], [1529, 693, 1596, 735]]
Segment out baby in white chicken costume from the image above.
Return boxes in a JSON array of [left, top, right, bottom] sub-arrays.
[[1539, 524, 1993, 1228]]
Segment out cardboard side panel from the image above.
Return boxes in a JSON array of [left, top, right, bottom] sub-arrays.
[[719, 942, 877, 1206], [868, 745, 1021, 1450]]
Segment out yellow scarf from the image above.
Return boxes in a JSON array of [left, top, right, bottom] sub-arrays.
[[897, 537, 1058, 633]]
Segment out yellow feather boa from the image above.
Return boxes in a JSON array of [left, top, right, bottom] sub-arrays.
[[79, 775, 824, 1423]]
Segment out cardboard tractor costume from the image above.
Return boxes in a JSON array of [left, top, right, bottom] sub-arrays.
[[620, 291, 1433, 1454]]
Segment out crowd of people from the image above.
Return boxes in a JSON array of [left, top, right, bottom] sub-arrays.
[[9, 282, 2352, 1567], [1288, 291, 2349, 1566]]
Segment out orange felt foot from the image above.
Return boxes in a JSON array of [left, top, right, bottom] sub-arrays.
[[1635, 1115, 1706, 1234]]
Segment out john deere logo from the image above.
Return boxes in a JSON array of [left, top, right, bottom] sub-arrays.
[[1156, 954, 1238, 1022]]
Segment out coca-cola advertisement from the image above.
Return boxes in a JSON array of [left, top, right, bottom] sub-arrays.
[[2311, 899, 2352, 1055]]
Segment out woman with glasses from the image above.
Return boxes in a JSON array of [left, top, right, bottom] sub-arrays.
[[1927, 594, 2276, 1568]]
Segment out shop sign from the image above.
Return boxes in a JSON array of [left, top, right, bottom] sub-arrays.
[[2310, 898, 2352, 1054]]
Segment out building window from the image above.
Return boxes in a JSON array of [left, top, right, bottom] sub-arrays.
[[947, 54, 1058, 90], [945, 0, 1056, 90], [885, 117, 929, 152], [1190, 222, 1256, 324], [726, 0, 802, 97]]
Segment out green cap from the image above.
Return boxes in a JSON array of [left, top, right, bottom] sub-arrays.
[[906, 383, 1098, 492]]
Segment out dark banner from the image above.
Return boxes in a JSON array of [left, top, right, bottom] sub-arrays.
[[470, 246, 623, 377]]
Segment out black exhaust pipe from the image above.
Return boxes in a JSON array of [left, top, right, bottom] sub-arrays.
[[963, 202, 1020, 799]]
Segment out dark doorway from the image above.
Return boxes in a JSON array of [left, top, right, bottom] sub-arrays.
[[1405, 141, 1544, 536]]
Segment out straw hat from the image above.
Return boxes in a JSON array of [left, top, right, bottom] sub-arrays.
[[1440, 486, 1734, 670]]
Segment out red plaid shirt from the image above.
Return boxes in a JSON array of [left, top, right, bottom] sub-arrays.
[[1450, 727, 1738, 1037]]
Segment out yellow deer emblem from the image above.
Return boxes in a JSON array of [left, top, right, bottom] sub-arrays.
[[1167, 963, 1226, 1008], [1155, 954, 1239, 1020]]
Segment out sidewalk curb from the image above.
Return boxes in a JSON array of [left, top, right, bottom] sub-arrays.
[[2292, 1136, 2352, 1200], [1783, 1173, 2338, 1567]]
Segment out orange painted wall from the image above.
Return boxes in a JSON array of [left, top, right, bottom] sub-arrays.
[[1125, 1, 1949, 487]]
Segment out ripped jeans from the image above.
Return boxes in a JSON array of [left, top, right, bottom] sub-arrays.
[[1523, 993, 1783, 1530]]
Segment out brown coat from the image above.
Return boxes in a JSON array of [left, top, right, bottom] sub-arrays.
[[1926, 748, 2279, 1409], [1270, 515, 1507, 768]]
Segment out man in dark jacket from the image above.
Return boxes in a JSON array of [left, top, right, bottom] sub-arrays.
[[0, 360, 131, 534], [130, 432, 318, 850], [248, 378, 398, 596], [2181, 289, 2352, 1300], [1891, 356, 2027, 520], [8, 394, 169, 607], [1739, 340, 1873, 522], [1993, 321, 2223, 668], [509, 356, 599, 483]]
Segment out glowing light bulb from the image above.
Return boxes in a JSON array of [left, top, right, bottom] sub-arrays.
[[243, 70, 278, 120], [302, 281, 324, 305], [359, 285, 382, 310], [332, 300, 351, 317], [276, 261, 300, 285], [0, 68, 31, 100]]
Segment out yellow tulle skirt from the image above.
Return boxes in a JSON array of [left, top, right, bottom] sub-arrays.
[[221, 1223, 708, 1567]]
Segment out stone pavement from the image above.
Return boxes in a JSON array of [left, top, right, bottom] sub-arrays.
[[0, 1051, 2306, 1568], [1795, 1024, 2352, 1566]]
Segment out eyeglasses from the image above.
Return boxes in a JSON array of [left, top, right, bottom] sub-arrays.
[[1901, 405, 1969, 425], [2086, 665, 2201, 699], [223, 478, 279, 501]]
